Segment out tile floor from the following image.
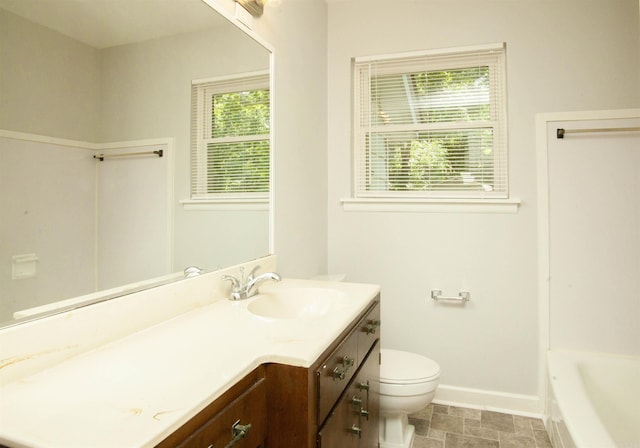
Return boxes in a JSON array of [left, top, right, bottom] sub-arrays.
[[407, 403, 552, 448]]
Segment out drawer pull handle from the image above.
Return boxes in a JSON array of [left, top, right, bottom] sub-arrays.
[[332, 367, 346, 380], [332, 355, 355, 380], [210, 419, 252, 448], [342, 355, 355, 368], [350, 424, 362, 438], [358, 381, 370, 391], [350, 395, 362, 406], [360, 408, 370, 420], [364, 320, 381, 334]]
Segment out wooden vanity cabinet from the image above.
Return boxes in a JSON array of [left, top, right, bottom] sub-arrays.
[[265, 296, 381, 448], [355, 340, 381, 448], [158, 296, 380, 448], [156, 366, 267, 448], [317, 298, 380, 425], [317, 340, 380, 448]]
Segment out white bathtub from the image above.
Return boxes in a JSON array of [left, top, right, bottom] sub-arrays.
[[546, 350, 640, 448]]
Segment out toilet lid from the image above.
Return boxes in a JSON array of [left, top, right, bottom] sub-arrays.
[[380, 349, 440, 384]]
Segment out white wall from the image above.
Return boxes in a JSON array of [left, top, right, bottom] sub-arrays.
[[96, 142, 172, 290], [326, 0, 640, 410], [0, 135, 174, 321], [548, 116, 640, 356], [0, 137, 96, 320], [0, 9, 100, 142], [257, 0, 330, 278], [0, 15, 182, 320], [208, 0, 330, 278]]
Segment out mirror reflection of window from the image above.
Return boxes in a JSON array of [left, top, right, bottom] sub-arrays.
[[191, 72, 271, 201]]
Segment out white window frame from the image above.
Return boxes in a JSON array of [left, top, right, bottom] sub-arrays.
[[347, 43, 519, 212], [187, 71, 270, 207]]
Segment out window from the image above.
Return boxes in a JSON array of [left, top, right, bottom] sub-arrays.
[[353, 43, 508, 200], [190, 72, 270, 202]]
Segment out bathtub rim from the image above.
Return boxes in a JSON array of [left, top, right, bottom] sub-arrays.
[[546, 349, 638, 448]]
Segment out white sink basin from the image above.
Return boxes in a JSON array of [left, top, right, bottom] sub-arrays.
[[247, 287, 348, 319]]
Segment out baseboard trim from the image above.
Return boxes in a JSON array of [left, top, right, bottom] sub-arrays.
[[433, 384, 542, 418]]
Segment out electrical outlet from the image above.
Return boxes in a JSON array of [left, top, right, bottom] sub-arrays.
[[12, 253, 39, 280]]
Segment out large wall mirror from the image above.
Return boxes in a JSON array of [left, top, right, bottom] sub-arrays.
[[0, 0, 272, 327]]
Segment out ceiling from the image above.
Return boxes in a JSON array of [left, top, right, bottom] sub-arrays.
[[0, 0, 229, 49]]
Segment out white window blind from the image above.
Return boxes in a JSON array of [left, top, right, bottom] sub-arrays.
[[353, 44, 508, 199], [191, 72, 270, 201]]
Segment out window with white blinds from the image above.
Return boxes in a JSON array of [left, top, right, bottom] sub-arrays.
[[191, 72, 270, 201], [353, 43, 508, 199]]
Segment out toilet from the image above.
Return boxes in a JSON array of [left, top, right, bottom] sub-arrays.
[[378, 349, 441, 448]]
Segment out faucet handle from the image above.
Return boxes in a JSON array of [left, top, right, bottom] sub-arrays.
[[247, 265, 261, 281], [222, 274, 240, 290], [184, 266, 202, 278]]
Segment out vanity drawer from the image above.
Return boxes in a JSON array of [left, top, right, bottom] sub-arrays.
[[353, 340, 380, 448], [357, 301, 380, 365], [316, 328, 359, 425], [175, 377, 267, 448], [157, 367, 267, 448], [316, 300, 380, 426], [317, 340, 380, 448]]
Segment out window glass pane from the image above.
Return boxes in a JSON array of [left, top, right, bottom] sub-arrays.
[[206, 140, 270, 193], [371, 66, 490, 127], [211, 89, 270, 138], [366, 129, 495, 192]]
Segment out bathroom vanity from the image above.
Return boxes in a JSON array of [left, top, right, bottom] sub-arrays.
[[0, 272, 381, 448], [157, 299, 381, 448], [156, 366, 268, 448]]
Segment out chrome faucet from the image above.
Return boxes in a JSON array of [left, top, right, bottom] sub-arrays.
[[222, 265, 281, 301]]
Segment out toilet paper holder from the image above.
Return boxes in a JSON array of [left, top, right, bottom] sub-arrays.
[[431, 289, 470, 303]]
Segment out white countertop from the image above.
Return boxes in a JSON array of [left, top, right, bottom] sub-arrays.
[[0, 279, 379, 448]]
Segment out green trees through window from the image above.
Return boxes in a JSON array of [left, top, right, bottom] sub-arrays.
[[191, 73, 270, 200], [369, 67, 494, 192], [207, 89, 270, 193], [355, 45, 507, 198]]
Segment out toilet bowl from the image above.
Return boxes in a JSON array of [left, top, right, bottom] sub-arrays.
[[379, 349, 440, 448]]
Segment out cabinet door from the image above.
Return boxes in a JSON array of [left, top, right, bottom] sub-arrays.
[[357, 301, 380, 366], [316, 391, 360, 448], [176, 378, 267, 448], [355, 340, 380, 448], [317, 300, 380, 427], [316, 325, 359, 425], [318, 340, 380, 448]]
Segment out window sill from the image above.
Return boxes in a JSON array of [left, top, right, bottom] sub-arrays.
[[340, 197, 521, 213], [180, 199, 269, 211]]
